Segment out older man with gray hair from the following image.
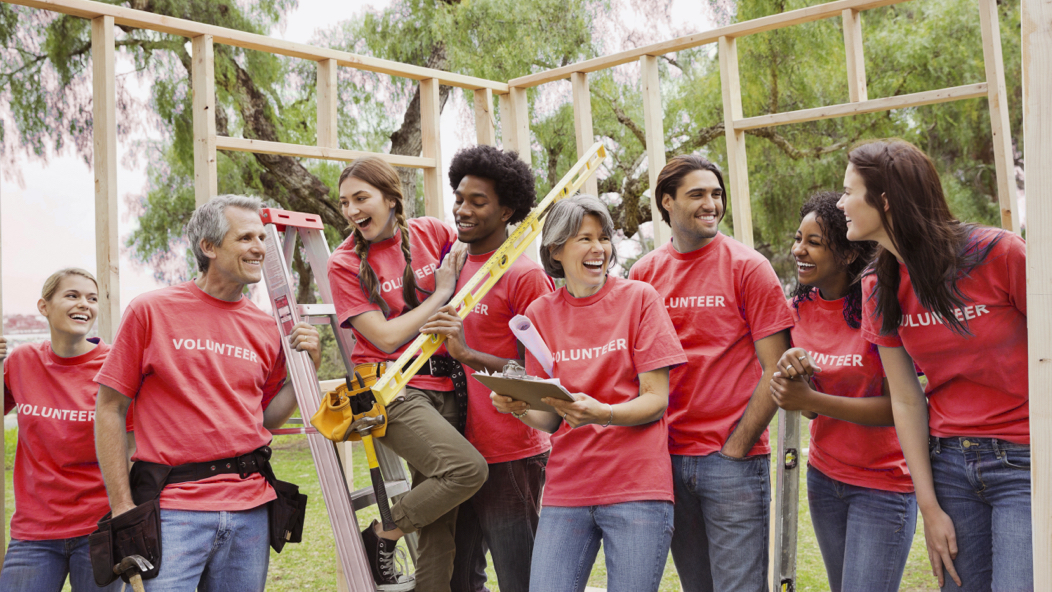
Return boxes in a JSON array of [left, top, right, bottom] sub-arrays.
[[94, 195, 320, 590]]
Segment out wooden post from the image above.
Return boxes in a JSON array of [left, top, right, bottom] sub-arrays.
[[571, 72, 599, 197], [641, 55, 671, 250], [499, 87, 538, 261], [718, 36, 754, 248], [500, 87, 532, 160], [192, 34, 217, 207], [474, 88, 496, 146], [420, 78, 444, 219], [978, 0, 1019, 233], [842, 9, 868, 103], [92, 15, 120, 343], [1023, 0, 1052, 584], [317, 59, 338, 149]]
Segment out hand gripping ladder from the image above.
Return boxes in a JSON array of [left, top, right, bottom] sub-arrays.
[[773, 408, 801, 592], [259, 208, 417, 592]]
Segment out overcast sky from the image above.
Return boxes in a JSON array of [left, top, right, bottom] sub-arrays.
[[0, 0, 710, 316]]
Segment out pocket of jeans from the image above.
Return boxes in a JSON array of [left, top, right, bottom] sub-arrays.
[[716, 451, 753, 463], [999, 448, 1031, 470]]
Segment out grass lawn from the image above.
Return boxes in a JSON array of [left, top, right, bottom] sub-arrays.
[[4, 421, 940, 591]]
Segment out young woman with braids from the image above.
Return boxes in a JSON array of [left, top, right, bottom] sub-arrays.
[[770, 192, 915, 592], [327, 156, 487, 592], [838, 139, 1029, 592]]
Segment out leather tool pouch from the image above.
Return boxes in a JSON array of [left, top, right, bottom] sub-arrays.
[[267, 477, 308, 552], [88, 491, 165, 585], [310, 363, 389, 442]]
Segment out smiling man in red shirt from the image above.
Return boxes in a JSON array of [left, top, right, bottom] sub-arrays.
[[94, 195, 319, 591], [420, 145, 554, 592], [630, 156, 792, 592]]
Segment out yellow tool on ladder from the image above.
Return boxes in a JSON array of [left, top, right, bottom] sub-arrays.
[[310, 141, 606, 545], [372, 141, 606, 406]]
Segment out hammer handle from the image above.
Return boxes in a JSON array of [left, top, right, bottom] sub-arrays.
[[129, 574, 146, 592], [362, 434, 397, 532]]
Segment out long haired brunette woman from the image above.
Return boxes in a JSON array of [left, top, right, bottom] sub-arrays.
[[771, 192, 915, 591], [327, 157, 487, 592], [839, 139, 1029, 591], [0, 269, 123, 592], [491, 195, 687, 592]]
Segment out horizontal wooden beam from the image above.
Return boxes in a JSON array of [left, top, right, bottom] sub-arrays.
[[7, 0, 508, 93], [733, 83, 988, 130], [215, 136, 436, 169], [509, 0, 910, 88]]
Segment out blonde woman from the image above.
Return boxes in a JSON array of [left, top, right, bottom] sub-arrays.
[[1, 269, 123, 592]]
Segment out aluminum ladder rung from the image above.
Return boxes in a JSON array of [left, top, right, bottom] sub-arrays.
[[350, 480, 412, 512]]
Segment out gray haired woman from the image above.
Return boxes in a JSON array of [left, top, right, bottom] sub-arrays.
[[491, 195, 687, 592]]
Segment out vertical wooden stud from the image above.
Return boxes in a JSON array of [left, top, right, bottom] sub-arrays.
[[192, 35, 217, 207], [842, 9, 868, 103], [978, 0, 1020, 232], [718, 36, 754, 248], [641, 55, 671, 250], [499, 87, 538, 261], [92, 15, 120, 343], [420, 78, 444, 219], [500, 87, 532, 161], [317, 59, 338, 149], [474, 88, 496, 147], [1023, 0, 1052, 583], [571, 72, 599, 197]]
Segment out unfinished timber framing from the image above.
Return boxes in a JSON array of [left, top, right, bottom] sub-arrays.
[[1, 0, 1044, 586], [1023, 0, 1050, 585]]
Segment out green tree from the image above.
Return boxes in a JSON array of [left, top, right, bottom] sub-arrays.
[[1, 0, 1022, 292], [524, 0, 1021, 283]]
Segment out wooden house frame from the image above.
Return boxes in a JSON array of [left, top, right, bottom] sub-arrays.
[[1, 0, 1049, 586]]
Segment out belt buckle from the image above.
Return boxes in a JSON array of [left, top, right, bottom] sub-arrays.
[[236, 449, 264, 479]]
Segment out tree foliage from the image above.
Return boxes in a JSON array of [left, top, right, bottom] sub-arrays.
[[0, 0, 1023, 292]]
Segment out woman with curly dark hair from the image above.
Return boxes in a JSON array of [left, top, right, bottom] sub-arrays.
[[770, 191, 915, 592], [839, 139, 1029, 592]]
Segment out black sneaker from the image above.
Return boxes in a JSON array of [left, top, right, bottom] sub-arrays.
[[361, 520, 414, 591]]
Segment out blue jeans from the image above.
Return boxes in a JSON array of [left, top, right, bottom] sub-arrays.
[[0, 536, 123, 592], [145, 505, 270, 592], [669, 453, 771, 592], [929, 437, 1033, 592], [806, 466, 917, 592], [529, 501, 674, 592], [451, 452, 548, 592]]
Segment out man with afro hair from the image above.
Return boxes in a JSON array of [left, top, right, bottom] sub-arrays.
[[421, 145, 553, 592]]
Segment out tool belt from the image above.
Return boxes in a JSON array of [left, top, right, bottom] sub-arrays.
[[88, 446, 307, 586], [312, 356, 469, 442]]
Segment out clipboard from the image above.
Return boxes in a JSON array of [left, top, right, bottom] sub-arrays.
[[472, 372, 576, 414]]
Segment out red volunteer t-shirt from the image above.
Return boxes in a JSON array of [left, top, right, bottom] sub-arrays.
[[328, 217, 457, 391], [459, 251, 554, 463], [790, 296, 912, 493], [524, 276, 687, 506], [861, 228, 1028, 443], [4, 339, 113, 539], [95, 281, 287, 511], [629, 233, 794, 456]]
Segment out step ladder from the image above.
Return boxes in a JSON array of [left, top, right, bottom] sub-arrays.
[[259, 207, 418, 592]]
